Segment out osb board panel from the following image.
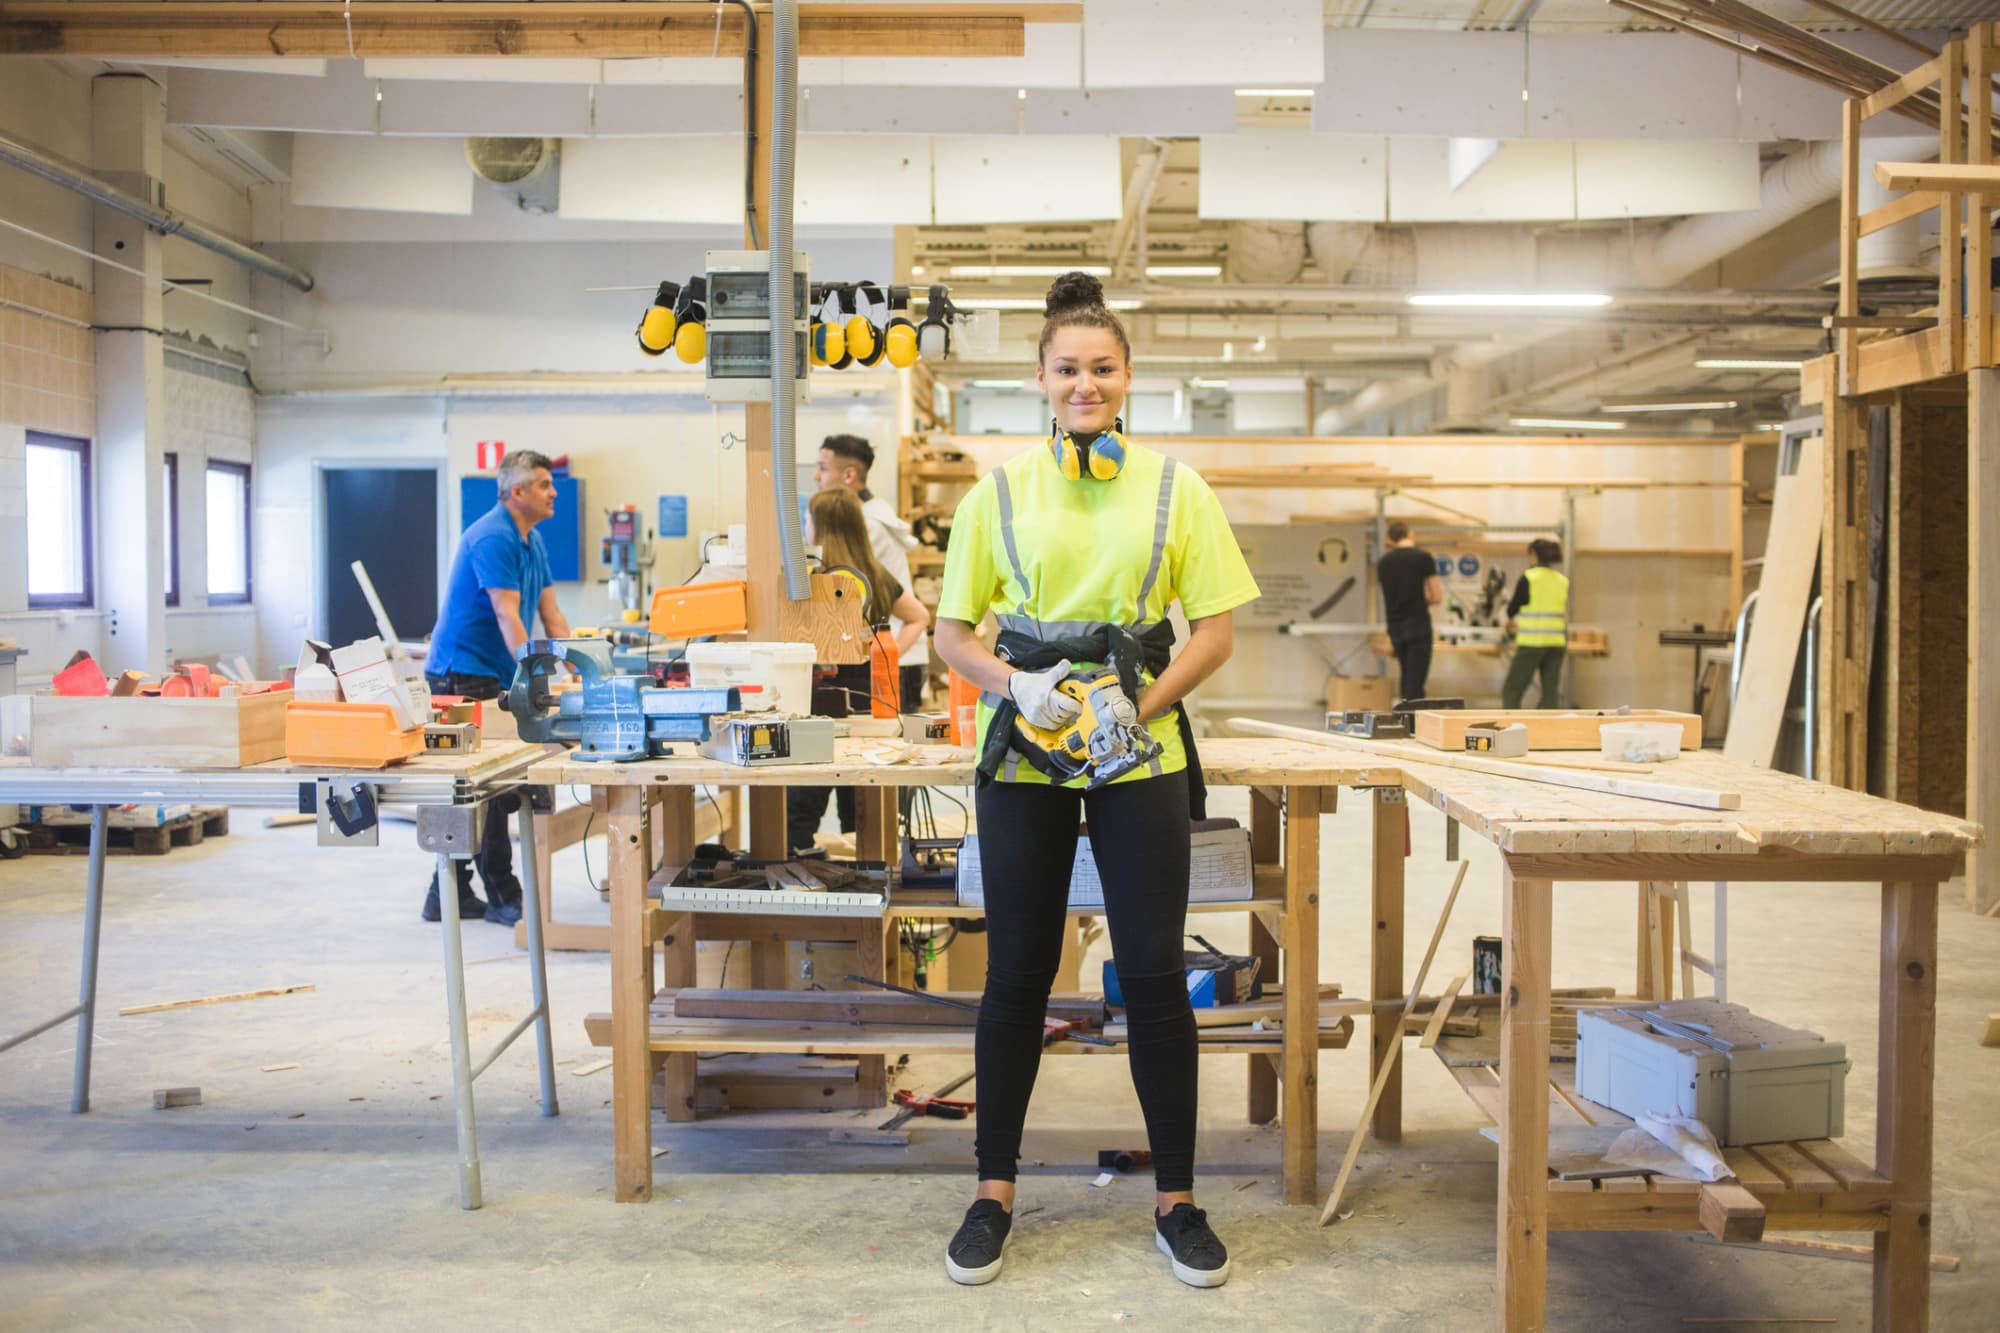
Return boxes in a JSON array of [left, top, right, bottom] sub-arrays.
[[1888, 402, 1969, 816], [29, 693, 288, 769], [1413, 709, 1702, 753]]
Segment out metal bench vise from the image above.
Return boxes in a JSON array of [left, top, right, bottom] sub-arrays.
[[507, 638, 740, 762]]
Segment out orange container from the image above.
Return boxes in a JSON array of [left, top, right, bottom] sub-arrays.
[[948, 669, 981, 747], [869, 627, 900, 719], [649, 580, 749, 638], [285, 700, 424, 768]]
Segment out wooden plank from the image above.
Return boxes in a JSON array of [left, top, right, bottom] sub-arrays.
[[1247, 789, 1281, 1126], [118, 983, 314, 1016], [152, 1086, 201, 1109], [1234, 717, 1742, 811], [671, 988, 1102, 1027], [1369, 788, 1405, 1141], [1795, 1138, 1891, 1191], [1723, 435, 1825, 768], [1972, 371, 2000, 914], [1420, 972, 1469, 1050], [1984, 1014, 2000, 1047], [1692, 1234, 1961, 1272], [1874, 161, 2000, 195], [1940, 42, 1965, 377], [1973, 23, 1995, 370], [1412, 709, 1702, 754], [1497, 868, 1553, 1331], [1857, 56, 1943, 120], [1874, 880, 1939, 1330], [1840, 99, 1862, 397], [1854, 326, 1955, 395], [1283, 785, 1322, 1206], [1749, 1142, 1840, 1194], [608, 785, 654, 1202], [29, 693, 288, 768]]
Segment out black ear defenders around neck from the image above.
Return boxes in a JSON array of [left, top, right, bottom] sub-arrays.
[[1050, 416, 1128, 481]]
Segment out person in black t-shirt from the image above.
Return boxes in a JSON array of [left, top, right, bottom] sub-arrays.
[[1376, 521, 1443, 703]]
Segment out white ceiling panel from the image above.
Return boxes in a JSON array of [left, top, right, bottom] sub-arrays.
[[836, 23, 1080, 88], [166, 61, 375, 133], [147, 57, 328, 76], [797, 136, 933, 225], [558, 137, 743, 224], [378, 80, 593, 137], [1574, 140, 1760, 217], [365, 58, 604, 84], [289, 134, 475, 214], [1083, 0, 1321, 89], [1198, 130, 1386, 221], [804, 87, 1020, 136], [1524, 34, 1738, 139], [1738, 56, 1844, 141], [592, 84, 744, 136], [1026, 87, 1236, 136], [600, 56, 748, 86], [1388, 139, 1575, 222], [933, 136, 1121, 224], [1317, 31, 1524, 139]]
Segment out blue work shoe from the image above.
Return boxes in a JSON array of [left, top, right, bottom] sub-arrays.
[[1155, 1203, 1230, 1288], [945, 1198, 1012, 1286], [484, 897, 524, 926]]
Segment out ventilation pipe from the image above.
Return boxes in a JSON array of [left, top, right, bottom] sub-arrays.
[[0, 127, 314, 293], [464, 137, 560, 215], [1226, 220, 1306, 284], [769, 0, 809, 600]]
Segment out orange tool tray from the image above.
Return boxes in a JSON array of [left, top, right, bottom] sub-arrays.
[[285, 701, 425, 768], [649, 580, 749, 638]]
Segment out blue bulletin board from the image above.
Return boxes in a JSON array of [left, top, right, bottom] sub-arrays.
[[460, 468, 584, 582]]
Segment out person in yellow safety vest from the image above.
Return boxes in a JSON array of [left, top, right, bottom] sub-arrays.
[[932, 272, 1259, 1291], [1502, 538, 1570, 708]]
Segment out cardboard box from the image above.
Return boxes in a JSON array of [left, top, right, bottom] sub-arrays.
[[30, 693, 290, 769], [1325, 674, 1393, 712]]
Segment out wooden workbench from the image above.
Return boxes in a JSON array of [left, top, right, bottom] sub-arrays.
[[527, 736, 1372, 1208]]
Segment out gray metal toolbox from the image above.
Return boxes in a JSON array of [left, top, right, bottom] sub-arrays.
[[1575, 998, 1847, 1146]]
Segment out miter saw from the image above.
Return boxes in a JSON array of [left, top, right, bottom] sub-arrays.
[[506, 638, 739, 762]]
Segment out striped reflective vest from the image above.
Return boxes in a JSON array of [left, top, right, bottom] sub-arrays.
[[1517, 566, 1569, 648]]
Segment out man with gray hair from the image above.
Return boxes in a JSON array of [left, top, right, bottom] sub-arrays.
[[420, 449, 572, 925]]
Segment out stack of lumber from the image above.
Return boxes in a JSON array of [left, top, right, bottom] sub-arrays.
[[670, 988, 1103, 1029]]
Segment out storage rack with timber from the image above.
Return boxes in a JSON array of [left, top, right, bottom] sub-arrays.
[[1799, 19, 2000, 913], [530, 737, 1368, 1209]]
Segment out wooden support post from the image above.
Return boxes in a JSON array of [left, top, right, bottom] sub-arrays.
[[1941, 40, 1965, 375], [1840, 99, 1862, 398], [657, 789, 698, 1121], [1972, 25, 1994, 371], [1247, 787, 1282, 1126], [1497, 866, 1553, 1333], [1635, 882, 1676, 1002], [854, 910, 891, 1109], [1971, 371, 2000, 914], [1821, 388, 1872, 790], [608, 786, 654, 1201], [1282, 784, 1322, 1204], [1369, 787, 1406, 1141], [1873, 881, 1937, 1330]]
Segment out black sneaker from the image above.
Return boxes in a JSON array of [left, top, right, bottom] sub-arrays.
[[944, 1198, 1012, 1286], [421, 881, 490, 923], [1155, 1203, 1230, 1288]]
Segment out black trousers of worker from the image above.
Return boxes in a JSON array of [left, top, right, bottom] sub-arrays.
[[972, 772, 1198, 1192], [1386, 616, 1433, 703], [424, 671, 522, 904]]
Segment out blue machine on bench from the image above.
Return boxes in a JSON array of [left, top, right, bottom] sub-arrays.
[[507, 638, 739, 762]]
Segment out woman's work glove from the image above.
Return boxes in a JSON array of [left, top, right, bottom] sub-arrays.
[[1008, 660, 1083, 730]]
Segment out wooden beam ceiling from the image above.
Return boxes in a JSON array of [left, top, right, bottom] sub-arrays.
[[0, 3, 1078, 61]]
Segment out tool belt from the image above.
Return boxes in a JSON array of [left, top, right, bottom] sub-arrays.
[[975, 620, 1207, 818]]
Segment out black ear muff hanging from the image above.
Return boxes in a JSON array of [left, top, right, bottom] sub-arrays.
[[671, 276, 708, 364], [850, 283, 888, 367], [1050, 416, 1129, 481], [809, 286, 845, 367], [882, 285, 919, 369], [917, 283, 957, 362], [636, 280, 681, 357]]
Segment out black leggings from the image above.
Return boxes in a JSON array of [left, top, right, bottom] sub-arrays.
[[972, 773, 1197, 1192]]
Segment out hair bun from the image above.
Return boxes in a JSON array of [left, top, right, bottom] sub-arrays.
[[1044, 270, 1106, 318]]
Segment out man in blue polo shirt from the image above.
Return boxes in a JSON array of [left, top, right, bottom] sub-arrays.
[[420, 449, 572, 925]]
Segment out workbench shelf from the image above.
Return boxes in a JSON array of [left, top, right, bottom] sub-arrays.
[[1546, 1140, 1892, 1234]]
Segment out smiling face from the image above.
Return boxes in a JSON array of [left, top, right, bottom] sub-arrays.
[[1037, 325, 1131, 438]]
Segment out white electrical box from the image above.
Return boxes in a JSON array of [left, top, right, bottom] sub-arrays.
[[1575, 998, 1848, 1146], [704, 249, 810, 403], [697, 715, 836, 766]]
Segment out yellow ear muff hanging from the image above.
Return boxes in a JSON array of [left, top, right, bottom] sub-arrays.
[[809, 287, 845, 367], [636, 280, 680, 357], [845, 283, 883, 367], [671, 277, 708, 364], [882, 285, 919, 369]]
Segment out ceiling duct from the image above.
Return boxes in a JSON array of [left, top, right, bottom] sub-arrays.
[[465, 136, 560, 214], [1226, 220, 1306, 284]]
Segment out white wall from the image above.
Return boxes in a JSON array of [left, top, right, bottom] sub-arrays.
[[0, 61, 94, 285]]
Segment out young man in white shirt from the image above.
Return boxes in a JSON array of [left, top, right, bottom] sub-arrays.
[[812, 434, 928, 711]]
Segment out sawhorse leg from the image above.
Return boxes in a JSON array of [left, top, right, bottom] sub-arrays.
[[434, 844, 484, 1210], [516, 797, 559, 1117], [0, 806, 109, 1108], [608, 786, 656, 1200], [1497, 865, 1552, 1332], [1874, 880, 1938, 1330]]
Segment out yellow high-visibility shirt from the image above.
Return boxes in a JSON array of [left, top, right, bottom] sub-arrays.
[[1517, 565, 1570, 648], [937, 438, 1259, 786]]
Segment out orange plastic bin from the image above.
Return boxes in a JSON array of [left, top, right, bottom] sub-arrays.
[[286, 701, 425, 768]]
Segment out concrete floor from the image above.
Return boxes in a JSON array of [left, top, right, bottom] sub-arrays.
[[2, 790, 1997, 1332]]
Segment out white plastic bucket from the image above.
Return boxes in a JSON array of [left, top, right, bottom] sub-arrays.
[[685, 641, 816, 714]]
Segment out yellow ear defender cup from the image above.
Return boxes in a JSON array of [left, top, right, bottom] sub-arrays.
[[810, 319, 844, 367], [1050, 417, 1128, 481], [636, 281, 680, 357], [845, 284, 884, 368], [673, 320, 707, 364], [883, 318, 919, 368], [669, 276, 708, 364]]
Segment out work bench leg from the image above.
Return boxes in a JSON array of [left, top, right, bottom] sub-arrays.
[[516, 802, 558, 1118], [1281, 786, 1322, 1204], [1370, 788, 1406, 1141], [608, 787, 655, 1201], [853, 786, 897, 1104], [656, 788, 699, 1121], [435, 847, 484, 1211], [1247, 789, 1281, 1125], [70, 804, 109, 1114], [1496, 867, 1552, 1333], [747, 789, 788, 988], [1874, 880, 1938, 1331]]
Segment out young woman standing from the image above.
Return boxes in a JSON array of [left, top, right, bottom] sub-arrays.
[[932, 272, 1259, 1288]]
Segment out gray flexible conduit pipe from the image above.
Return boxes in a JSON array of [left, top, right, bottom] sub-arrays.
[[0, 129, 315, 294], [769, 0, 809, 600]]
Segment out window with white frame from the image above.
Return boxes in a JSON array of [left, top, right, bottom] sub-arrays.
[[164, 453, 180, 607], [26, 432, 92, 608], [205, 459, 251, 604]]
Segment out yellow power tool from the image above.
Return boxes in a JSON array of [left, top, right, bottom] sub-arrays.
[[1011, 668, 1163, 789]]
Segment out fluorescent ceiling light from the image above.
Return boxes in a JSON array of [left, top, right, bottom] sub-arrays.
[[1236, 88, 1314, 97], [1600, 399, 1739, 413], [1189, 378, 1229, 389], [1409, 292, 1614, 308], [1695, 357, 1806, 370], [1144, 264, 1222, 277], [1756, 422, 1785, 431], [958, 296, 1142, 311], [948, 264, 1110, 278], [1509, 417, 1627, 431], [968, 380, 1026, 390]]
